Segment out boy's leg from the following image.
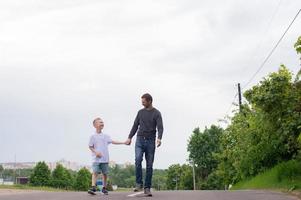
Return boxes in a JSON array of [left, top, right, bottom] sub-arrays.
[[100, 163, 109, 195], [88, 163, 100, 195], [92, 172, 98, 186], [102, 174, 107, 188]]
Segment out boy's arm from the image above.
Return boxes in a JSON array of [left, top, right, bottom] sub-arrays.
[[89, 146, 102, 157], [112, 140, 126, 145]]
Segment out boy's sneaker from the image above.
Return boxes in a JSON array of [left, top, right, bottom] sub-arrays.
[[88, 186, 97, 195], [144, 188, 152, 197], [102, 187, 108, 195], [133, 185, 143, 192]]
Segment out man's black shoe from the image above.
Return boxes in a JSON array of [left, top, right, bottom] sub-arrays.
[[144, 188, 152, 197]]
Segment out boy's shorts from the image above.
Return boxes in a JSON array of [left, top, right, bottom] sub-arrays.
[[92, 162, 109, 175]]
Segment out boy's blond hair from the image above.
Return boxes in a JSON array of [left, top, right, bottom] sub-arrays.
[[92, 117, 102, 125]]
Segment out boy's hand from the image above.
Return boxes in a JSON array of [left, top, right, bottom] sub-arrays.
[[157, 139, 162, 147], [95, 152, 102, 158]]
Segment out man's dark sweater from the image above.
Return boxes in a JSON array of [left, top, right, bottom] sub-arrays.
[[128, 108, 164, 139]]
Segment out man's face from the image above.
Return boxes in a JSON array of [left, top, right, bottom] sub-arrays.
[[142, 98, 151, 108], [94, 119, 104, 130]]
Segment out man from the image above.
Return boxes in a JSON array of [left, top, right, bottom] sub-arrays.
[[125, 93, 164, 197]]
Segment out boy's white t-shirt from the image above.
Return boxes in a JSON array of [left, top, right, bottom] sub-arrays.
[[89, 132, 112, 163]]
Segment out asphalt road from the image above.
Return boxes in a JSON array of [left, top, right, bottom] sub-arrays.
[[0, 190, 298, 200]]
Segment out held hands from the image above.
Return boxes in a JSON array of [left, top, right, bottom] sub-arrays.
[[125, 138, 132, 145], [124, 138, 161, 147]]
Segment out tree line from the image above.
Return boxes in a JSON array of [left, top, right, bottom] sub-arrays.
[[0, 162, 168, 191]]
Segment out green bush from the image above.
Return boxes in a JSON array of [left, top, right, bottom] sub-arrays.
[[106, 180, 113, 191], [276, 160, 301, 182], [51, 164, 74, 189], [30, 161, 51, 186], [74, 168, 91, 191]]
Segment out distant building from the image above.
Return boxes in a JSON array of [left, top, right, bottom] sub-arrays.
[[0, 160, 132, 172], [16, 177, 29, 185], [3, 181, 14, 185], [0, 162, 36, 169], [0, 160, 91, 172]]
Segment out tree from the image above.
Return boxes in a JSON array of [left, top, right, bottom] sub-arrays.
[[51, 164, 74, 189], [30, 161, 51, 186], [166, 164, 193, 190], [109, 164, 135, 188], [294, 36, 301, 81], [294, 36, 301, 55], [0, 165, 3, 178], [244, 66, 300, 162], [216, 65, 301, 185], [178, 164, 193, 190], [166, 164, 182, 190], [187, 125, 223, 180], [152, 169, 168, 190], [74, 168, 91, 191]]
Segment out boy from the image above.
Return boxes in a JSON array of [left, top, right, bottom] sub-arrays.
[[88, 117, 126, 195]]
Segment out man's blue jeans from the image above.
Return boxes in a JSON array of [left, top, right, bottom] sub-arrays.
[[135, 136, 156, 189]]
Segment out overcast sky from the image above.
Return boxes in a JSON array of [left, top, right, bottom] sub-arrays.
[[0, 0, 300, 169]]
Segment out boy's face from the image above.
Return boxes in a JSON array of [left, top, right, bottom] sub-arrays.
[[94, 119, 104, 130]]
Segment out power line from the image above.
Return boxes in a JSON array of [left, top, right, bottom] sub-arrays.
[[222, 8, 300, 121], [222, 1, 284, 120], [240, 0, 283, 73], [242, 8, 301, 89]]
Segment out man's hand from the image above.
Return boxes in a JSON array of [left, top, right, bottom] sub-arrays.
[[157, 139, 162, 147], [95, 152, 102, 158], [125, 138, 132, 145]]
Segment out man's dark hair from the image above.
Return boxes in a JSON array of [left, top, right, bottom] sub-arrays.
[[141, 93, 153, 103]]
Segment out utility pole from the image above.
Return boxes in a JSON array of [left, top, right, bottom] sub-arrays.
[[191, 161, 196, 190], [173, 176, 178, 190], [238, 83, 242, 112], [14, 154, 16, 184]]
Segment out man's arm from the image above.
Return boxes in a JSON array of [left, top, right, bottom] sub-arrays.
[[156, 111, 164, 147], [127, 112, 140, 140]]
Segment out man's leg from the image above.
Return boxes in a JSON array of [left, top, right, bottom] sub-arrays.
[[134, 137, 144, 191], [144, 138, 155, 195]]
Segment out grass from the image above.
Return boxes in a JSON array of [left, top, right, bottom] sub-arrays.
[[0, 184, 70, 192], [232, 160, 301, 191]]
